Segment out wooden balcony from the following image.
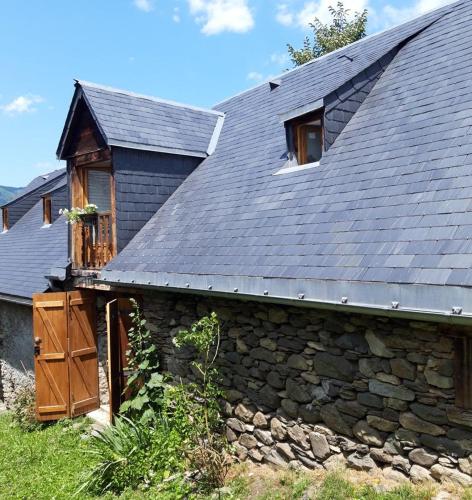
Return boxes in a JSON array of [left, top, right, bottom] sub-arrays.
[[77, 213, 113, 270]]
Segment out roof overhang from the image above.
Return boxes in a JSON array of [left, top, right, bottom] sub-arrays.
[[0, 292, 33, 306], [98, 270, 472, 325], [279, 99, 324, 123]]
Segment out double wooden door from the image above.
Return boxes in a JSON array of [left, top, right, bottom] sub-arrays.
[[33, 290, 99, 421]]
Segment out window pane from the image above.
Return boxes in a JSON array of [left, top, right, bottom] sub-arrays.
[[87, 169, 111, 212], [305, 126, 322, 163]]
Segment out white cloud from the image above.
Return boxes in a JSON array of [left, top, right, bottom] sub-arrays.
[[247, 71, 264, 82], [1, 95, 44, 115], [133, 0, 153, 12], [276, 0, 368, 28], [173, 7, 181, 22], [188, 0, 254, 35], [276, 3, 294, 26], [270, 52, 290, 67], [382, 0, 454, 27]]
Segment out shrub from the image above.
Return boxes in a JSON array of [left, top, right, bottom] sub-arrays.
[[79, 415, 189, 496], [11, 383, 42, 432], [120, 299, 166, 424]]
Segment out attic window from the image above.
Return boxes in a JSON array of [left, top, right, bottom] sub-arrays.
[[43, 195, 52, 226], [2, 208, 8, 232], [292, 111, 324, 165]]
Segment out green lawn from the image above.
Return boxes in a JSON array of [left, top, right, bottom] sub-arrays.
[[0, 413, 470, 500], [0, 413, 97, 500]]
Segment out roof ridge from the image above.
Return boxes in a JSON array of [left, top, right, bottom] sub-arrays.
[[2, 168, 66, 208], [212, 0, 461, 108], [76, 80, 224, 117]]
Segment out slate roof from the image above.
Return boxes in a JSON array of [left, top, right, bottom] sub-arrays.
[[2, 168, 65, 208], [57, 81, 224, 159], [0, 171, 68, 302], [101, 1, 472, 318]]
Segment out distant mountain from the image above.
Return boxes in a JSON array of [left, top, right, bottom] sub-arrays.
[[0, 186, 23, 206]]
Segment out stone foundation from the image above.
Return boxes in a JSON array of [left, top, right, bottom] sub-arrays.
[[0, 301, 34, 407], [137, 291, 472, 485]]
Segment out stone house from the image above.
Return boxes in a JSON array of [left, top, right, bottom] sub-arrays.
[[1, 0, 472, 485]]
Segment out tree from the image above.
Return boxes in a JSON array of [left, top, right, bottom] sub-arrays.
[[287, 2, 368, 67]]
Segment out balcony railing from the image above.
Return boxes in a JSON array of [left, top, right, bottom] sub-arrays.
[[79, 213, 113, 269]]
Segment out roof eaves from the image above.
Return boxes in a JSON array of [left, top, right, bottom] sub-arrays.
[[99, 270, 472, 324], [0, 292, 33, 306], [109, 140, 208, 158]]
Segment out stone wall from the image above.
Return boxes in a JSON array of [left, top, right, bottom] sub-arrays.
[[0, 301, 34, 407], [139, 291, 472, 486]]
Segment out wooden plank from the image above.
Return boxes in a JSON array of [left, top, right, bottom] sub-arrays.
[[33, 292, 70, 421], [35, 300, 64, 308], [68, 290, 100, 418], [73, 396, 99, 411]]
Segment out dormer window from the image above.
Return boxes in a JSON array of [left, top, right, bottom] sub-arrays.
[[43, 195, 52, 226], [292, 111, 324, 166], [2, 208, 8, 232]]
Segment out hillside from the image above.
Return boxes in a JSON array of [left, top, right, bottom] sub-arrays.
[[0, 186, 23, 206]]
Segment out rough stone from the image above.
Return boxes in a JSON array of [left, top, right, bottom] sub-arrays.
[[392, 455, 411, 474], [264, 450, 288, 467], [226, 427, 238, 442], [410, 403, 448, 425], [300, 372, 320, 385], [400, 413, 446, 437], [254, 429, 274, 446], [227, 418, 245, 433], [369, 380, 415, 401], [376, 372, 401, 385], [353, 420, 385, 447], [260, 338, 277, 351], [248, 448, 264, 462], [281, 398, 299, 418], [258, 385, 281, 409], [267, 371, 285, 390], [287, 354, 310, 371], [299, 404, 321, 424], [458, 456, 472, 475], [271, 417, 287, 440], [239, 433, 258, 449], [324, 453, 348, 471], [424, 358, 454, 389], [234, 403, 255, 423], [431, 464, 472, 487], [309, 432, 331, 460], [313, 352, 354, 382], [276, 442, 296, 461], [357, 392, 383, 409], [347, 452, 377, 471], [390, 358, 416, 381], [410, 465, 432, 484], [370, 448, 393, 464], [385, 398, 408, 412], [320, 404, 353, 437], [253, 411, 268, 428], [287, 425, 309, 449], [408, 448, 438, 467], [365, 330, 394, 358], [286, 379, 311, 403], [446, 407, 472, 429], [268, 308, 288, 324], [367, 415, 399, 433], [251, 347, 276, 364]]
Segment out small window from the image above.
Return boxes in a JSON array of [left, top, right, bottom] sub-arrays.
[[454, 336, 472, 409], [2, 208, 8, 232], [43, 196, 52, 225], [290, 111, 324, 166]]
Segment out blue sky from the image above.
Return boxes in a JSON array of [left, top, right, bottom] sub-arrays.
[[0, 0, 453, 187]]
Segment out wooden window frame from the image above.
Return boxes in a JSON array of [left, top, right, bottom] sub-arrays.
[[291, 111, 324, 166], [70, 161, 116, 269], [2, 208, 8, 232], [454, 335, 472, 409], [43, 195, 52, 226]]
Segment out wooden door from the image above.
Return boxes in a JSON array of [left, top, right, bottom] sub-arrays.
[[33, 290, 99, 421], [106, 297, 134, 420], [68, 291, 99, 417], [33, 292, 70, 421]]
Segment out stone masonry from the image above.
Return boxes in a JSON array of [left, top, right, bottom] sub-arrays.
[[0, 301, 34, 407], [138, 291, 472, 486]]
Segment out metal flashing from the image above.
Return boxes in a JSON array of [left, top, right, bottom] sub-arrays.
[[279, 99, 324, 123]]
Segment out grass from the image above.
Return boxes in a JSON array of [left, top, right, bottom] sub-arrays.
[[0, 413, 97, 500], [0, 413, 471, 500]]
